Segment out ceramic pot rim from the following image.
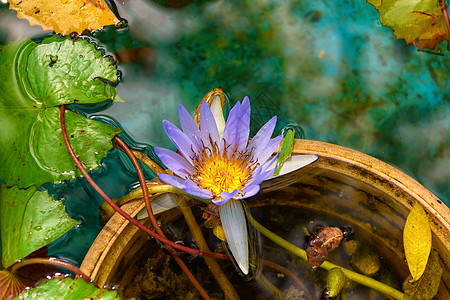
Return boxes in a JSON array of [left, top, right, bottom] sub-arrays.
[[290, 139, 449, 229]]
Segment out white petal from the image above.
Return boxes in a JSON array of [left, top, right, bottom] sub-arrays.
[[137, 193, 178, 220], [210, 95, 226, 140], [219, 199, 249, 275], [266, 154, 318, 180]]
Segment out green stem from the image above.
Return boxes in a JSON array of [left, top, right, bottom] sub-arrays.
[[246, 213, 404, 300], [262, 260, 312, 299], [257, 273, 282, 299]]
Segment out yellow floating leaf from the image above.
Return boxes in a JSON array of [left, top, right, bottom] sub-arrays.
[[404, 203, 432, 281], [8, 0, 120, 35]]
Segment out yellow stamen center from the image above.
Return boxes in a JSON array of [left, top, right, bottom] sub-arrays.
[[190, 140, 257, 198]]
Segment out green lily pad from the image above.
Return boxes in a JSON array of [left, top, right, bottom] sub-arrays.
[[0, 184, 79, 268], [0, 36, 123, 188], [14, 276, 120, 300]]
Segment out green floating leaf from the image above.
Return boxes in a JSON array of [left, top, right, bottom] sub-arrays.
[[368, 0, 450, 50], [14, 276, 121, 300], [404, 203, 432, 281], [403, 249, 443, 300], [0, 36, 123, 188], [273, 128, 295, 176], [326, 268, 346, 298], [0, 184, 79, 268]]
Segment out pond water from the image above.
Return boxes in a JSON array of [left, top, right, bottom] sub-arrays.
[[0, 0, 448, 298]]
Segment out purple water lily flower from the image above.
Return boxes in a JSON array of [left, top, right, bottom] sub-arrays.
[[154, 96, 282, 206]]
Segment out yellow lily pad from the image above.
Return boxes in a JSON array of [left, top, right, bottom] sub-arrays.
[[8, 0, 120, 35]]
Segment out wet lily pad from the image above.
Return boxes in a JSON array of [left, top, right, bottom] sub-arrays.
[[14, 276, 120, 299], [0, 184, 79, 268], [0, 36, 122, 188]]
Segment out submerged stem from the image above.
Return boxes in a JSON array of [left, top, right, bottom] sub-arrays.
[[262, 260, 312, 299], [257, 274, 282, 299], [175, 195, 240, 300], [246, 212, 404, 300]]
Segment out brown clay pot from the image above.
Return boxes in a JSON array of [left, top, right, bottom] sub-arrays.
[[80, 139, 450, 298]]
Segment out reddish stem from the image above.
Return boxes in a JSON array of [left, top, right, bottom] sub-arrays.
[[114, 137, 210, 300], [59, 105, 227, 260], [442, 0, 450, 50], [10, 258, 90, 283]]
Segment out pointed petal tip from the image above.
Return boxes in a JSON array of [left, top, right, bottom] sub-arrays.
[[177, 104, 188, 117], [239, 263, 249, 275], [153, 146, 168, 158], [212, 197, 230, 205], [240, 185, 260, 199]]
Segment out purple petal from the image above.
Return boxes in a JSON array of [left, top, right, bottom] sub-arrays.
[[212, 198, 230, 205], [154, 147, 194, 178], [157, 173, 187, 190], [247, 154, 278, 186], [235, 184, 260, 199], [235, 96, 251, 153], [259, 154, 279, 174], [178, 105, 201, 148], [221, 189, 239, 200], [253, 135, 282, 168], [183, 181, 214, 199], [163, 120, 197, 165], [247, 116, 277, 159], [222, 101, 242, 158], [253, 167, 276, 185], [200, 101, 220, 146]]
